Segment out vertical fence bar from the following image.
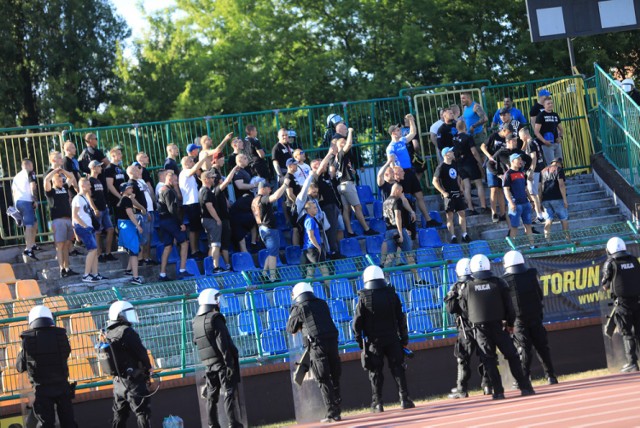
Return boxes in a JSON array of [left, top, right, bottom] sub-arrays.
[[180, 296, 187, 369], [247, 291, 264, 356]]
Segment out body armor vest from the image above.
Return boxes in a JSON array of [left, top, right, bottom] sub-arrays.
[[105, 323, 142, 375], [296, 298, 338, 341], [503, 268, 543, 319], [21, 327, 70, 386], [465, 277, 505, 324], [611, 254, 640, 298], [358, 287, 399, 340], [193, 311, 226, 369]]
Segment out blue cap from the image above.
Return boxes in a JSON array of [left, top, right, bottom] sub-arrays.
[[286, 158, 298, 167], [131, 161, 142, 168], [287, 130, 297, 138], [509, 153, 521, 163], [119, 182, 133, 193], [441, 147, 454, 158], [538, 89, 551, 97], [186, 143, 201, 153]]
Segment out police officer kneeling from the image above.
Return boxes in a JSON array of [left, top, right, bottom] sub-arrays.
[[17, 305, 78, 427], [601, 237, 640, 372], [353, 266, 415, 412], [286, 282, 342, 423], [503, 250, 557, 384], [193, 288, 243, 428], [104, 301, 152, 428], [460, 255, 535, 399]]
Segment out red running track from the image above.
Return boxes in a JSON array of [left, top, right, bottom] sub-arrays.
[[295, 372, 640, 428]]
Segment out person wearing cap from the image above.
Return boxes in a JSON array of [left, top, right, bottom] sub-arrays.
[[620, 78, 640, 106], [251, 178, 291, 281], [17, 305, 77, 427], [492, 133, 532, 176], [292, 148, 311, 186], [502, 152, 535, 246], [433, 147, 471, 244], [353, 266, 415, 412], [180, 153, 213, 259], [530, 89, 551, 124], [164, 143, 181, 176], [71, 177, 101, 283], [78, 132, 108, 175], [287, 129, 299, 148], [452, 120, 487, 215], [445, 258, 492, 398], [460, 92, 488, 149], [491, 97, 527, 128], [287, 282, 342, 422], [540, 157, 569, 239], [601, 237, 640, 372], [116, 182, 144, 285], [534, 98, 564, 168], [502, 250, 558, 384], [459, 255, 536, 399], [186, 142, 202, 162], [496, 108, 525, 149], [520, 128, 547, 223], [271, 127, 295, 183], [243, 124, 270, 179], [481, 123, 512, 223], [89, 159, 117, 262], [157, 170, 191, 281], [193, 289, 243, 428]]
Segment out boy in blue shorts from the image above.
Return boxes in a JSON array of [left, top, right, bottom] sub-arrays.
[[503, 153, 534, 247]]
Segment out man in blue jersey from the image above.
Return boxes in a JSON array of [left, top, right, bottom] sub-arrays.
[[460, 92, 488, 149], [503, 154, 534, 247], [491, 97, 527, 128]]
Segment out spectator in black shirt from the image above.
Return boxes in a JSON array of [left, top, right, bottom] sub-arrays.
[[284, 158, 303, 246], [530, 89, 550, 124], [104, 147, 129, 208], [272, 128, 295, 181], [228, 137, 249, 175], [229, 193, 256, 253], [436, 108, 457, 152], [115, 183, 144, 285], [492, 134, 533, 177], [164, 143, 181, 176], [497, 109, 525, 150], [127, 163, 153, 266], [433, 148, 470, 243], [312, 150, 344, 258], [453, 120, 487, 215], [62, 141, 81, 197], [208, 168, 239, 270], [232, 154, 256, 199], [89, 161, 116, 262], [78, 133, 108, 175], [244, 124, 270, 179], [44, 168, 77, 278], [136, 152, 156, 203], [534, 98, 564, 167], [541, 158, 569, 240], [481, 125, 511, 223], [520, 128, 547, 223]]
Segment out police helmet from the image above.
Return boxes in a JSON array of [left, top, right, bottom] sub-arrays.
[[363, 265, 387, 289], [292, 282, 314, 302], [455, 258, 471, 280], [621, 78, 635, 93], [470, 254, 492, 279], [28, 305, 54, 329], [197, 288, 222, 315], [606, 237, 627, 255], [326, 114, 343, 128], [503, 250, 527, 274], [108, 300, 139, 324]]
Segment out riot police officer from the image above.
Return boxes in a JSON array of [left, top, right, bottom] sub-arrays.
[[503, 250, 558, 384], [105, 300, 152, 428], [286, 282, 342, 423], [445, 258, 492, 398], [601, 237, 640, 372], [460, 255, 535, 399], [16, 305, 77, 427], [352, 266, 415, 412], [192, 288, 243, 428]]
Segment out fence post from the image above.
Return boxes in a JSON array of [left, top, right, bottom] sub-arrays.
[[247, 291, 264, 356], [180, 296, 187, 369], [205, 116, 212, 136], [133, 124, 141, 153], [441, 263, 449, 330]]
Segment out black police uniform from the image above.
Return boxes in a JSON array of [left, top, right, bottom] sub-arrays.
[[352, 280, 412, 409], [459, 274, 534, 397], [444, 278, 491, 396], [601, 251, 640, 370], [286, 292, 342, 420], [193, 307, 243, 428], [105, 321, 152, 428], [503, 266, 557, 381], [17, 325, 77, 428]]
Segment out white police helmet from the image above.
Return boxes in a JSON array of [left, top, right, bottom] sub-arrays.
[[621, 78, 635, 93], [108, 300, 139, 323], [455, 258, 471, 279], [606, 237, 626, 255], [28, 305, 54, 329], [197, 288, 222, 315], [327, 114, 343, 128], [292, 282, 314, 301], [470, 254, 492, 279], [363, 265, 387, 289], [504, 250, 527, 274]]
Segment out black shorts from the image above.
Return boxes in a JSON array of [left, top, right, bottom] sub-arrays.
[[459, 161, 482, 181], [444, 194, 467, 213], [230, 213, 255, 243], [184, 203, 203, 232], [304, 247, 326, 264], [402, 168, 422, 195]]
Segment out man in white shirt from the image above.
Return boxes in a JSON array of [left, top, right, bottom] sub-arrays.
[[179, 154, 212, 258], [429, 108, 445, 163], [12, 159, 38, 260]]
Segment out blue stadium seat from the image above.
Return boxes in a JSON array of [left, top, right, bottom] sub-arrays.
[[340, 238, 363, 258], [183, 258, 202, 278], [365, 235, 384, 264], [373, 200, 383, 219], [334, 258, 358, 275], [273, 286, 293, 308], [330, 279, 354, 299], [259, 249, 284, 267], [416, 268, 436, 286], [280, 266, 303, 281], [356, 185, 376, 205], [354, 277, 365, 291], [337, 322, 354, 345], [350, 220, 365, 237], [312, 283, 328, 300], [407, 310, 434, 334], [418, 228, 442, 248], [409, 288, 439, 311], [238, 311, 262, 335], [469, 240, 491, 257], [368, 218, 386, 235], [429, 211, 445, 227], [397, 293, 407, 312], [416, 248, 439, 264], [221, 294, 242, 316], [232, 252, 256, 272], [328, 299, 350, 323], [443, 264, 457, 285], [203, 256, 229, 276], [388, 272, 411, 292], [267, 308, 288, 330], [196, 277, 219, 293], [245, 290, 269, 312], [442, 244, 464, 260], [261, 330, 287, 354], [285, 245, 302, 265]]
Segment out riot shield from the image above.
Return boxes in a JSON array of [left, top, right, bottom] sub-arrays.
[[599, 298, 628, 373], [288, 333, 326, 424], [195, 364, 248, 428]]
